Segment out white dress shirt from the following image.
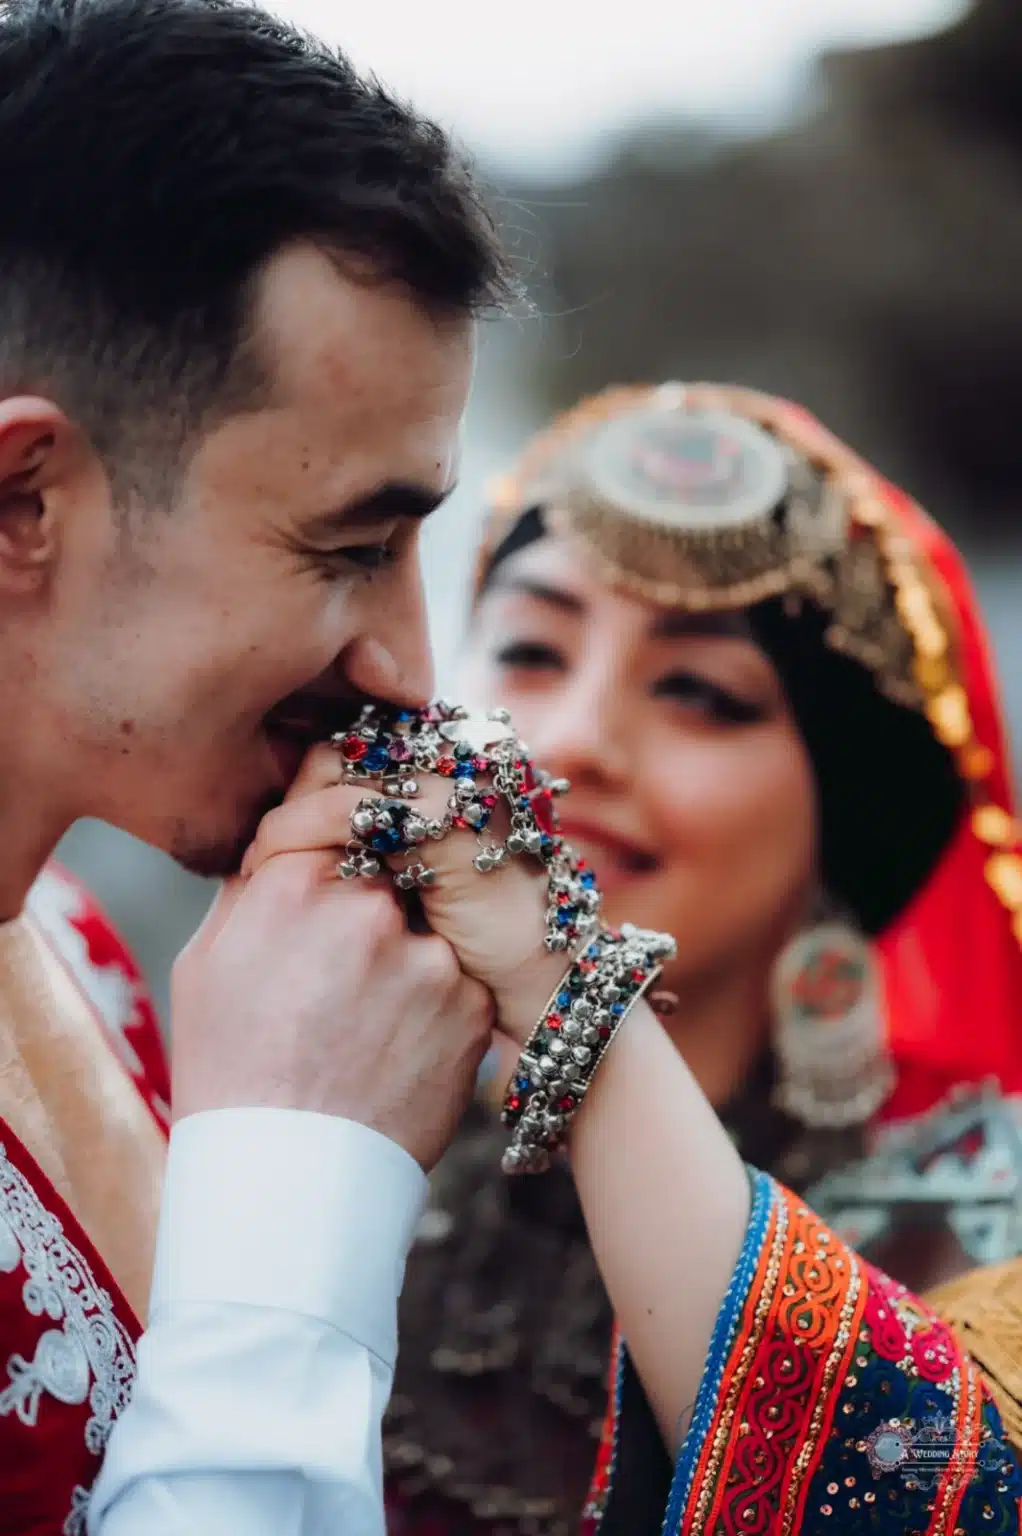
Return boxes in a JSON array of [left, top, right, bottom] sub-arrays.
[[88, 1107, 426, 1535]]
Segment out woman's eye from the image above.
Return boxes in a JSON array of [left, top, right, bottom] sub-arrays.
[[493, 640, 565, 671], [653, 671, 763, 725]]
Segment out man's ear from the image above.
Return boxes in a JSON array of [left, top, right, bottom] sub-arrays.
[[0, 396, 82, 595]]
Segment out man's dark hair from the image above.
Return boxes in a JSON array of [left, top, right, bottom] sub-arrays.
[[0, 0, 512, 495]]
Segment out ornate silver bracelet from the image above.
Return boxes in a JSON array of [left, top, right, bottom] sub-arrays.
[[500, 922, 677, 1174]]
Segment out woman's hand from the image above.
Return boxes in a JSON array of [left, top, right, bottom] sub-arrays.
[[242, 744, 571, 1048]]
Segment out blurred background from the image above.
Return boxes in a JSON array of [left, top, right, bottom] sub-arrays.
[[57, 0, 1022, 1021]]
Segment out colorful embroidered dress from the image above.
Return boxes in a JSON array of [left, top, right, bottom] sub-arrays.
[[587, 1175, 1022, 1536]]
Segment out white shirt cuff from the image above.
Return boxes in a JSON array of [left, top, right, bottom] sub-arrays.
[[151, 1108, 427, 1368]]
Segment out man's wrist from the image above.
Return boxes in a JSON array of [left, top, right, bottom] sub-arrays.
[[153, 1107, 427, 1366]]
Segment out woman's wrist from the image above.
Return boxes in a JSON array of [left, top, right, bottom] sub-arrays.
[[491, 945, 578, 1049]]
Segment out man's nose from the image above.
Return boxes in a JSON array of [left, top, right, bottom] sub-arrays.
[[343, 561, 435, 708]]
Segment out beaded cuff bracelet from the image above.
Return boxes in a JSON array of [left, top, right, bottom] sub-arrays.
[[501, 922, 677, 1175]]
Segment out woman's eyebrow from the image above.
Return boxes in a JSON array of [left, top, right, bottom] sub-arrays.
[[491, 575, 586, 615]]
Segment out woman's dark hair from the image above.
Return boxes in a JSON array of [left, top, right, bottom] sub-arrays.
[[0, 0, 513, 495], [745, 597, 964, 934]]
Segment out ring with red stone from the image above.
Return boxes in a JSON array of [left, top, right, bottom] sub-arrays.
[[331, 704, 424, 796]]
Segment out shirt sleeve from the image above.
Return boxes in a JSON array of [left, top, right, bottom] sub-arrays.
[[88, 1107, 427, 1536]]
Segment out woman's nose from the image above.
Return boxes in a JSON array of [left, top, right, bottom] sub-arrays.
[[525, 674, 632, 788]]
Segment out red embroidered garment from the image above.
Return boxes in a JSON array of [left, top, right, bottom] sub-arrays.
[[0, 866, 164, 1535]]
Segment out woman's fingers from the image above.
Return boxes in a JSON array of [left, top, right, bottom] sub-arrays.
[[240, 771, 507, 890]]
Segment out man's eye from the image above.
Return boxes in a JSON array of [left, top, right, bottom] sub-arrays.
[[330, 544, 397, 573]]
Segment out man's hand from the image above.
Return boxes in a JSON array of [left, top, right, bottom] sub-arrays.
[[171, 842, 493, 1170], [241, 745, 574, 1048]]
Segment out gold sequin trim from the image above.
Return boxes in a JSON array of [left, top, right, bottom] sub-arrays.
[[931, 1354, 982, 1536]]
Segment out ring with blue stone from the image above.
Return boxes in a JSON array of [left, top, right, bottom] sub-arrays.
[[343, 794, 447, 886]]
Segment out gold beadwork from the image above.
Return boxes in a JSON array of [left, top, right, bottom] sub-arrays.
[[914, 654, 951, 693], [961, 744, 996, 782], [985, 854, 1022, 912], [927, 1255, 1022, 1457], [926, 685, 972, 749], [973, 807, 1018, 847]]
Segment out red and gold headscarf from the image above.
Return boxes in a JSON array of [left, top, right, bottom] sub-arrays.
[[472, 383, 1022, 1124]]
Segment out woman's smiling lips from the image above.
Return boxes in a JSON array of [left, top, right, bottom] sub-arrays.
[[555, 816, 660, 894]]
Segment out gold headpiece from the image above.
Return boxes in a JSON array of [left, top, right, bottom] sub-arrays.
[[483, 381, 955, 713], [484, 381, 1022, 968]]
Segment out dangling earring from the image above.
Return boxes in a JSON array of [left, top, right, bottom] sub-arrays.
[[770, 907, 894, 1130]]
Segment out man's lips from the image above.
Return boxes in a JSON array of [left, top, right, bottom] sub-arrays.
[[262, 698, 369, 786], [263, 697, 367, 745]]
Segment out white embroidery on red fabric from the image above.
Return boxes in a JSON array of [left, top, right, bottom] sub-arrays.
[[64, 1484, 92, 1536], [0, 1142, 136, 1530]]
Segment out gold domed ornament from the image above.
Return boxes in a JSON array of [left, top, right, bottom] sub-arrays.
[[498, 384, 846, 610], [562, 400, 796, 606], [487, 383, 927, 709]]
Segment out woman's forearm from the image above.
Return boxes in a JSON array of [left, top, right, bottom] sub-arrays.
[[567, 998, 749, 1447]]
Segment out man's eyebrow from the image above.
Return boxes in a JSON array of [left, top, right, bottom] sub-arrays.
[[307, 481, 456, 535]]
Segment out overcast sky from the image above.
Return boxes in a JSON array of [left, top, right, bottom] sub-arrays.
[[273, 0, 966, 177]]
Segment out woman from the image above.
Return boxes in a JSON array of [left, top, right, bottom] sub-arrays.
[[381, 384, 1022, 1534]]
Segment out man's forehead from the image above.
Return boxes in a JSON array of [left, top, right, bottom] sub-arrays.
[[181, 246, 474, 530], [252, 244, 475, 426]]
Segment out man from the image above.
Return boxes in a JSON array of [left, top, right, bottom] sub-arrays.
[[0, 1, 512, 1529]]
